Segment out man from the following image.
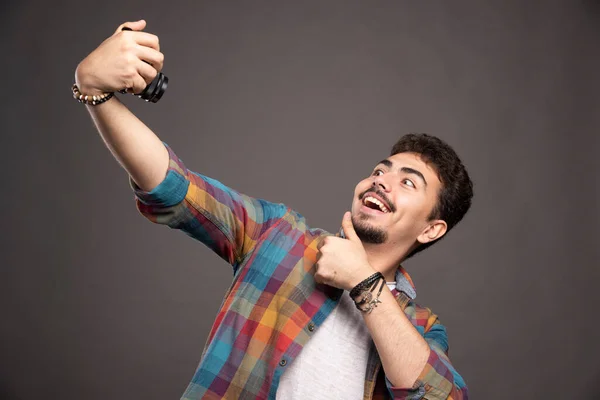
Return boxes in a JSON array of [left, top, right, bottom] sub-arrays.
[[75, 20, 471, 399]]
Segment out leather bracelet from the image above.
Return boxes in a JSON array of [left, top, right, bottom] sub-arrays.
[[72, 84, 114, 106], [349, 272, 384, 299], [354, 276, 385, 314]]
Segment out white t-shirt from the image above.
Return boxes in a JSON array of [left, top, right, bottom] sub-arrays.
[[276, 282, 396, 399]]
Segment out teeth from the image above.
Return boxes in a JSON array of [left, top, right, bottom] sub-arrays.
[[364, 196, 389, 213]]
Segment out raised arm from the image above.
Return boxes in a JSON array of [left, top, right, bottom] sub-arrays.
[[75, 19, 168, 191], [75, 20, 290, 269]]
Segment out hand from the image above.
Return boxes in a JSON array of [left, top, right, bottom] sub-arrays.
[[75, 19, 164, 95], [314, 212, 376, 291]]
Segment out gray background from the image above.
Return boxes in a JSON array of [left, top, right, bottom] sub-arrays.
[[1, 1, 599, 399]]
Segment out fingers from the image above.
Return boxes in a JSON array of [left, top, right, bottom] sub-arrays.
[[131, 31, 160, 51], [129, 73, 149, 95], [135, 46, 164, 72], [135, 59, 159, 85], [314, 274, 324, 285], [313, 264, 331, 285], [114, 19, 146, 35], [341, 212, 359, 242], [114, 21, 160, 51], [314, 264, 324, 284], [117, 31, 160, 52], [317, 237, 325, 251]]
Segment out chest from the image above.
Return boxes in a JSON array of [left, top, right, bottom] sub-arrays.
[[276, 294, 373, 399]]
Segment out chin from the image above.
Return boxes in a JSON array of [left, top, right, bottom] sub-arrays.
[[351, 213, 388, 244]]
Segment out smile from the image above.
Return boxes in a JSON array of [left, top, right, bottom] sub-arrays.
[[362, 195, 390, 213]]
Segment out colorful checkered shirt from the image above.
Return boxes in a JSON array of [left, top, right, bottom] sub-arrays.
[[132, 144, 469, 399]]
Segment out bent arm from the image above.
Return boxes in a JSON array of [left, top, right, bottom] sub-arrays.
[[363, 291, 468, 399], [384, 319, 469, 399], [81, 93, 169, 192], [131, 145, 289, 269], [79, 80, 289, 270], [362, 288, 430, 388], [74, 21, 289, 271], [82, 96, 289, 268]]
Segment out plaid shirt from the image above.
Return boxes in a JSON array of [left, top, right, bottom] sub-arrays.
[[132, 144, 469, 399]]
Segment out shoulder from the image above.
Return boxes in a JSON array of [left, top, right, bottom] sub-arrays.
[[279, 209, 335, 241]]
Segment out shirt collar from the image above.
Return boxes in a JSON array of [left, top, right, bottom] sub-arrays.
[[336, 228, 417, 300], [394, 266, 417, 300]]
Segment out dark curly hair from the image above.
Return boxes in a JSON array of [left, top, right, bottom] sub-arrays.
[[390, 133, 473, 258]]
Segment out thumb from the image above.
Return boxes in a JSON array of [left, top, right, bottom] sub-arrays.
[[341, 212, 360, 243], [115, 19, 146, 34]]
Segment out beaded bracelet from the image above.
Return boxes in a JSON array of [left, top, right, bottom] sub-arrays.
[[72, 84, 114, 106]]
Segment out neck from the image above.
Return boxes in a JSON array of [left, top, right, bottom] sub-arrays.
[[362, 241, 409, 282]]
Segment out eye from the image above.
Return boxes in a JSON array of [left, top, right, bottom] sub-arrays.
[[402, 178, 416, 188], [372, 169, 384, 176]]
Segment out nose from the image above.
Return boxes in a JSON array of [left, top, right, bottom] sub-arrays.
[[372, 174, 390, 192]]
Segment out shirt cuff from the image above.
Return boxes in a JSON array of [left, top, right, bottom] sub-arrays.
[[386, 349, 452, 400], [129, 143, 190, 207]]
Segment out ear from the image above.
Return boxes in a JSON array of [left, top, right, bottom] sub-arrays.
[[416, 220, 447, 244]]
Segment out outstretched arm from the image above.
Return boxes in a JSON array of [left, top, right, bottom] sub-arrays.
[[76, 20, 289, 268], [76, 19, 168, 191]]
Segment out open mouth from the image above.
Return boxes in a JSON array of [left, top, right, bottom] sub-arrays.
[[362, 195, 390, 213]]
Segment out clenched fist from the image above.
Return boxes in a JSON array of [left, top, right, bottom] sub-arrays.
[[314, 212, 377, 291], [75, 19, 164, 96]]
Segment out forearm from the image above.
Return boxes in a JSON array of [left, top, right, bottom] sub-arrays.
[[83, 95, 169, 191], [74, 20, 169, 191], [362, 286, 430, 388]]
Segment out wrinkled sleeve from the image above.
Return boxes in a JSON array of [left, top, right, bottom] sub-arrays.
[[130, 143, 289, 271], [386, 317, 469, 399]]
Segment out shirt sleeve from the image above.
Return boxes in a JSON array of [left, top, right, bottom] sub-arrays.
[[130, 143, 289, 270], [385, 315, 469, 399]]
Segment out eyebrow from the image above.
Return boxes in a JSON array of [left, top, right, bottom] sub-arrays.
[[376, 159, 428, 187]]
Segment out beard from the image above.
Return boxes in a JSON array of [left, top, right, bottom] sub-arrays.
[[352, 214, 388, 244]]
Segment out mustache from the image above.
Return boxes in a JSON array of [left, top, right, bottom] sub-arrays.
[[359, 189, 395, 213]]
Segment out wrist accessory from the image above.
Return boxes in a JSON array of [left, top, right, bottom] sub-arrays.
[[349, 272, 383, 298], [349, 272, 386, 314], [72, 84, 114, 106], [73, 26, 169, 105]]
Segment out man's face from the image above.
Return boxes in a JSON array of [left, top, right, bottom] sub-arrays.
[[351, 152, 444, 248]]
